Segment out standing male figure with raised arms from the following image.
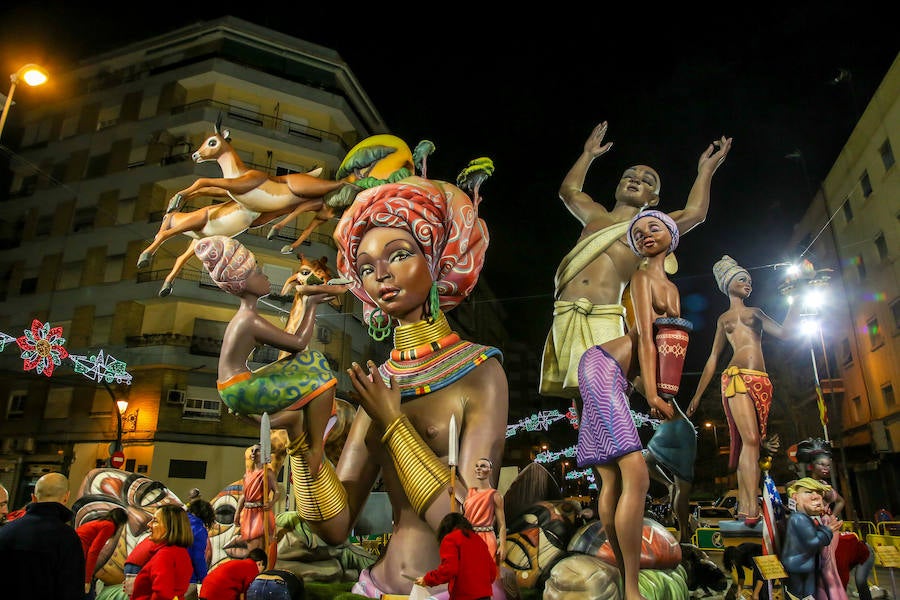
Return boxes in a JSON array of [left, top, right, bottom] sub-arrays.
[[540, 121, 732, 400]]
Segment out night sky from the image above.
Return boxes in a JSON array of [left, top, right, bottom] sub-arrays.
[[1, 4, 896, 367]]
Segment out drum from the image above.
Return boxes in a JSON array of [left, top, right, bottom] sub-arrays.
[[654, 317, 693, 398]]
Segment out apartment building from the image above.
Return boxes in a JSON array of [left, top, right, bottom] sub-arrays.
[[783, 52, 900, 519], [0, 16, 392, 506]]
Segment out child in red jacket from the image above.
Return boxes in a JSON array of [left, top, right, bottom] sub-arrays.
[[76, 508, 128, 599], [415, 513, 497, 600]]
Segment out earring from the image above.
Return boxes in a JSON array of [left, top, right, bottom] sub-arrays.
[[427, 282, 440, 322], [367, 308, 392, 341]]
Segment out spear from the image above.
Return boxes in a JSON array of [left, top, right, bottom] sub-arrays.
[[260, 412, 273, 564], [449, 415, 458, 513]]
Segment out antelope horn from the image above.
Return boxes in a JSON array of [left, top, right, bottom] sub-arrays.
[[215, 112, 224, 134]]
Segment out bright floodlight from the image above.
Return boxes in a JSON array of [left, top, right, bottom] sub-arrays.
[[804, 288, 825, 310], [786, 264, 801, 277], [704, 422, 713, 428], [17, 64, 49, 87], [800, 318, 820, 337]]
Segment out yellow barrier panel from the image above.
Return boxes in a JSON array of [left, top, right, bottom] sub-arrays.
[[876, 520, 900, 536], [865, 533, 900, 566]]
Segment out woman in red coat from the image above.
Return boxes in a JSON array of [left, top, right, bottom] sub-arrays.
[[415, 513, 497, 600], [76, 507, 128, 599], [130, 505, 194, 600]]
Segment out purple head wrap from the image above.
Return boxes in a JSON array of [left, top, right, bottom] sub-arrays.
[[626, 209, 679, 257]]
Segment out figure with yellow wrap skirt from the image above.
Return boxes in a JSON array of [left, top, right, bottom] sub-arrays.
[[261, 161, 508, 598], [541, 121, 732, 400], [687, 255, 803, 526], [194, 235, 349, 478]]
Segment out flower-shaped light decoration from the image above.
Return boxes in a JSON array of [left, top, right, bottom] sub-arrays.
[[16, 319, 69, 377]]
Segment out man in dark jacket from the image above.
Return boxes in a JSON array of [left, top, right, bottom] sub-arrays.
[[0, 472, 84, 600]]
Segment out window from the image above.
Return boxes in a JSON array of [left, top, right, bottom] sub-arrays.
[[892, 298, 900, 332], [168, 459, 207, 479], [182, 397, 221, 420], [116, 197, 136, 224], [182, 386, 221, 420], [841, 338, 852, 364], [867, 317, 883, 350], [104, 255, 124, 283], [44, 387, 72, 419], [881, 139, 895, 170], [842, 198, 853, 223], [57, 262, 83, 290], [856, 255, 867, 281], [875, 233, 888, 261], [91, 316, 113, 346], [7, 391, 27, 419], [860, 171, 873, 198], [85, 154, 109, 179], [850, 396, 862, 422], [72, 206, 97, 232], [90, 389, 113, 416], [883, 383, 896, 408], [36, 214, 53, 236]]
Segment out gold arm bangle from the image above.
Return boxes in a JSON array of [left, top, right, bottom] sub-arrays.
[[381, 414, 449, 517], [287, 432, 347, 522]]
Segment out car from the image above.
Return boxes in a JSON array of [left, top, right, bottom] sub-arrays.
[[689, 506, 735, 530]]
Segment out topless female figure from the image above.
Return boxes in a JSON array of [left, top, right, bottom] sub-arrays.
[[687, 255, 801, 525], [194, 236, 348, 476], [266, 176, 508, 598], [576, 209, 681, 600]]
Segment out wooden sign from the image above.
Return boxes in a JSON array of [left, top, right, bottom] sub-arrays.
[[754, 554, 788, 580]]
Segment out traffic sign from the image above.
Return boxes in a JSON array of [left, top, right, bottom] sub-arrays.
[[110, 451, 126, 469]]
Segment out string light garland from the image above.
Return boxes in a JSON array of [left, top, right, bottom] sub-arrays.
[[6, 319, 133, 383]]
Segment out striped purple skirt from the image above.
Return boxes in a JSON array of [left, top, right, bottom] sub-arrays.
[[576, 345, 642, 467]]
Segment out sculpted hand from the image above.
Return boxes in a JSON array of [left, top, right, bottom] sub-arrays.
[[347, 360, 401, 427], [697, 136, 733, 175], [649, 395, 675, 420], [584, 121, 614, 158], [686, 396, 700, 418]]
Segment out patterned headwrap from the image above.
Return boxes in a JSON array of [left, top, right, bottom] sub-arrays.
[[194, 235, 257, 295], [626, 209, 679, 257], [333, 176, 489, 321], [712, 255, 750, 295]]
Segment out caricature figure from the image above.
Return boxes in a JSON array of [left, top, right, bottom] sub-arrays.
[[781, 477, 843, 600]]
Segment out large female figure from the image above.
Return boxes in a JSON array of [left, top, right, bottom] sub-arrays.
[[687, 255, 801, 525], [275, 174, 508, 598], [576, 209, 681, 600]]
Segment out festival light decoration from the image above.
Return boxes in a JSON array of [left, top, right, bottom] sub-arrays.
[[70, 349, 133, 385], [4, 319, 133, 384], [16, 319, 69, 377]]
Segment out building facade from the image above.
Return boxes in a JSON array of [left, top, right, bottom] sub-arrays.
[[0, 16, 390, 507], [784, 52, 900, 520]]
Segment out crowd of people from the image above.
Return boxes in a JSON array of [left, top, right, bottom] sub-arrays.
[[0, 474, 299, 600]]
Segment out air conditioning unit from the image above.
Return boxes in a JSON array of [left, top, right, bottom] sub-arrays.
[[166, 389, 185, 404], [316, 326, 332, 344]]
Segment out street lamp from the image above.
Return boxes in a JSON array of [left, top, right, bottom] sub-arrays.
[[704, 421, 719, 448], [0, 63, 49, 141]]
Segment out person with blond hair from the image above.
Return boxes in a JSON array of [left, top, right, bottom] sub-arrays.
[[130, 505, 194, 600]]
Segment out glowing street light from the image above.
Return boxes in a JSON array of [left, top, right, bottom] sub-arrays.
[[0, 63, 49, 141]]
